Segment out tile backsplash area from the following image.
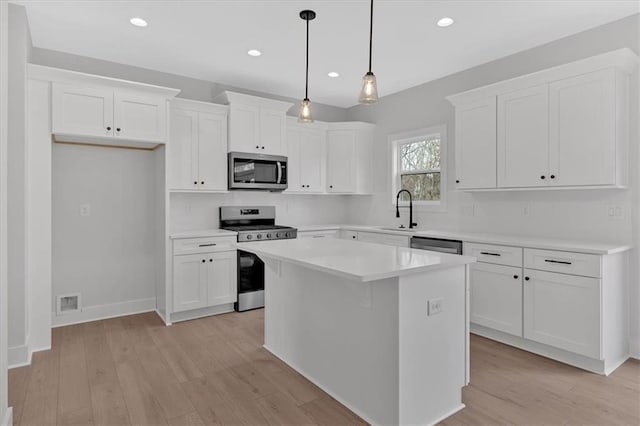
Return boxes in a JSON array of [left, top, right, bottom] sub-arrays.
[[170, 192, 353, 232]]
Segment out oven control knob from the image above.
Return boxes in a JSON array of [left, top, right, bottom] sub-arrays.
[[283, 232, 289, 238], [267, 233, 272, 239], [246, 234, 252, 240], [256, 234, 262, 239], [277, 232, 283, 238]]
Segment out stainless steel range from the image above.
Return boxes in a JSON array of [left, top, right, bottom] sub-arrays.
[[220, 206, 297, 311]]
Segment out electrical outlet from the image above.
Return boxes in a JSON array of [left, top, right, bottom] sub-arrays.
[[427, 298, 443, 316], [606, 205, 625, 221], [80, 204, 91, 217]]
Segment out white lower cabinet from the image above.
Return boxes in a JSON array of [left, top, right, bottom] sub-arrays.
[[470, 263, 522, 337], [523, 269, 601, 359], [297, 230, 338, 239], [172, 238, 237, 314]]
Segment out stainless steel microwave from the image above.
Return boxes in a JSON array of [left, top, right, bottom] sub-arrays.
[[228, 152, 288, 191]]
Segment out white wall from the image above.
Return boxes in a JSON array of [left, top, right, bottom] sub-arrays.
[[7, 2, 31, 368], [346, 14, 640, 357], [0, 1, 11, 423], [170, 192, 352, 233], [52, 143, 158, 326]]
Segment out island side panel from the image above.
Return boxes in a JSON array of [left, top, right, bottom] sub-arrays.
[[398, 265, 467, 425], [263, 258, 400, 425]]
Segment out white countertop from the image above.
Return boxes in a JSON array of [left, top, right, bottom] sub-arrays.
[[298, 225, 631, 255], [169, 229, 237, 239], [240, 238, 476, 282]]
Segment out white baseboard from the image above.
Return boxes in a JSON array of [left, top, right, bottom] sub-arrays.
[[168, 303, 234, 324], [1, 407, 13, 426], [51, 297, 156, 327], [630, 339, 640, 359], [8, 344, 30, 369]]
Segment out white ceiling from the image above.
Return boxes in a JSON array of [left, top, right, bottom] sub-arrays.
[[16, 0, 639, 107]]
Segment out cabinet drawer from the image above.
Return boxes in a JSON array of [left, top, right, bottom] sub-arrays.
[[298, 230, 338, 239], [340, 230, 358, 240], [173, 236, 237, 255], [464, 243, 522, 267], [524, 249, 601, 278], [357, 232, 410, 247]]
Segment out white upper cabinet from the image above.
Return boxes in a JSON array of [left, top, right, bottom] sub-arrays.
[[169, 99, 228, 192], [51, 75, 178, 148], [549, 69, 617, 187], [286, 119, 326, 193], [448, 48, 636, 191], [113, 91, 166, 142], [497, 85, 550, 187], [326, 122, 374, 194], [216, 91, 293, 156], [454, 97, 497, 189], [52, 84, 114, 138]]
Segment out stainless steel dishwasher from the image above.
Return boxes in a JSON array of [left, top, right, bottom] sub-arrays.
[[410, 236, 463, 254]]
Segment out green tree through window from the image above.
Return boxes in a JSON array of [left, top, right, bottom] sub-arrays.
[[398, 136, 441, 202]]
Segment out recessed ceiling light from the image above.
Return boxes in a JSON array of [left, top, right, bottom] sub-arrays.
[[247, 49, 262, 57], [437, 17, 454, 27], [328, 72, 340, 78], [130, 17, 148, 28]]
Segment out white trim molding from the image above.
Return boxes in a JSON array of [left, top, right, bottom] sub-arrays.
[[51, 297, 156, 328], [1, 407, 12, 426]]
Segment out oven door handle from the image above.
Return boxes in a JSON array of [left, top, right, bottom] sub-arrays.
[[276, 161, 282, 184]]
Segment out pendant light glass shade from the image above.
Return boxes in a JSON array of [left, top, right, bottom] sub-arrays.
[[298, 98, 313, 123], [358, 71, 378, 104]]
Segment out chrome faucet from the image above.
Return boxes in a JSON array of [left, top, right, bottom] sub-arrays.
[[396, 189, 418, 229]]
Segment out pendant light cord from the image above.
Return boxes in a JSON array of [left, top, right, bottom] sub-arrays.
[[368, 0, 373, 72], [305, 18, 309, 99]]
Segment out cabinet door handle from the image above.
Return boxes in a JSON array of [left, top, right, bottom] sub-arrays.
[[544, 259, 572, 265], [352, 235, 356, 239], [261, 146, 265, 149], [329, 185, 333, 189], [480, 252, 501, 257], [194, 181, 198, 185], [513, 275, 519, 279], [550, 175, 556, 179], [525, 276, 530, 281], [201, 259, 206, 263], [540, 175, 546, 180], [209, 259, 213, 262], [116, 128, 121, 132], [201, 181, 205, 185], [199, 243, 217, 247], [256, 145, 260, 149], [456, 179, 460, 184], [106, 126, 111, 131]]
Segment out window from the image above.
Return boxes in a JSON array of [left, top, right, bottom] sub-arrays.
[[390, 125, 446, 209]]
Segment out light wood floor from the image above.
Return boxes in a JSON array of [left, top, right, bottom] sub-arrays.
[[8, 310, 640, 426]]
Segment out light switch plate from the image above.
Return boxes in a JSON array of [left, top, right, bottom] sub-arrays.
[[427, 298, 443, 316], [80, 204, 91, 217]]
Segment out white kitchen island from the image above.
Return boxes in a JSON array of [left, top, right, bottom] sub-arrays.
[[240, 238, 476, 426]]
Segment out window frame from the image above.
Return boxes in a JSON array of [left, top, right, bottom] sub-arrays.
[[389, 124, 447, 212]]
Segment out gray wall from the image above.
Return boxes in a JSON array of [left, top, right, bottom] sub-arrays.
[[7, 3, 31, 360], [30, 47, 348, 123], [345, 14, 640, 355]]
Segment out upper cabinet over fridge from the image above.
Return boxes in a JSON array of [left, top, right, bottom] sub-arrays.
[[447, 48, 638, 191], [215, 91, 293, 156]]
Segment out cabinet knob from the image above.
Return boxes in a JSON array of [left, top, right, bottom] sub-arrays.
[[116, 128, 121, 132], [525, 276, 530, 281], [256, 145, 260, 149], [513, 275, 519, 279], [329, 185, 333, 189], [201, 181, 204, 185], [352, 235, 356, 239], [261, 146, 265, 149], [456, 180, 460, 184], [540, 175, 546, 180], [550, 175, 556, 179], [194, 181, 198, 185], [106, 126, 111, 131], [209, 259, 213, 262], [201, 259, 206, 263]]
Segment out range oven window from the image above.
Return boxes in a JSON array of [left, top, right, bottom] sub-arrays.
[[237, 250, 264, 293], [233, 159, 286, 184]]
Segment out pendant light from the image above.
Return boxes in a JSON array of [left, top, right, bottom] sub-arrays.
[[358, 0, 378, 104], [298, 10, 316, 123]]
